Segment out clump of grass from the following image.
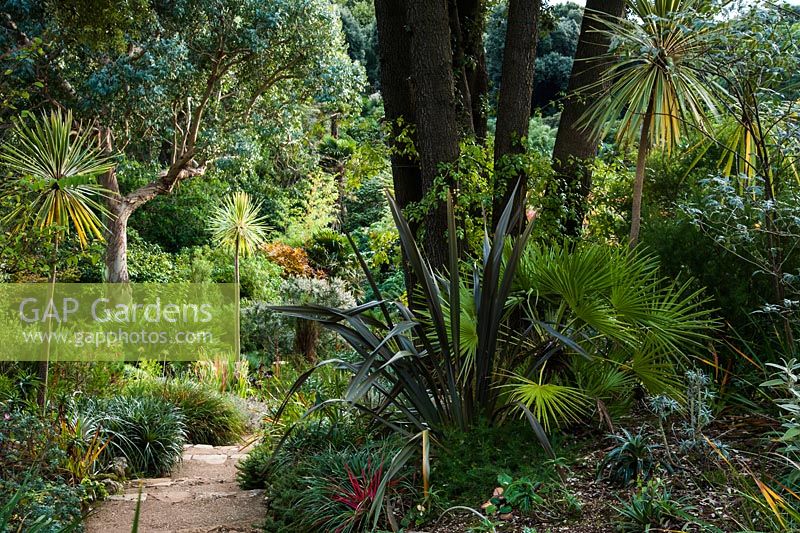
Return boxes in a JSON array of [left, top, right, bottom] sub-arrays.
[[92, 395, 186, 477], [124, 378, 247, 446]]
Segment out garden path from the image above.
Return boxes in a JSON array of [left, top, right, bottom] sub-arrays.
[[85, 442, 264, 533]]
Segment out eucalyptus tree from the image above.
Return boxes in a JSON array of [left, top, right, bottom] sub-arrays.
[[0, 109, 113, 405], [580, 0, 723, 247], [0, 0, 364, 282]]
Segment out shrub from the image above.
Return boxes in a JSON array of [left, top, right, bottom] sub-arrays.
[[300, 445, 407, 533], [240, 302, 294, 361], [615, 478, 695, 532], [88, 395, 186, 477], [305, 229, 356, 279], [0, 410, 84, 531], [124, 379, 246, 446], [180, 245, 283, 301], [127, 229, 187, 283], [433, 420, 565, 509], [280, 276, 357, 361], [236, 420, 388, 533], [262, 241, 317, 277], [597, 428, 659, 486]]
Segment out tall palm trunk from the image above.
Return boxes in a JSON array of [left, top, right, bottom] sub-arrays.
[[38, 235, 58, 408], [629, 98, 655, 248], [234, 239, 241, 359]]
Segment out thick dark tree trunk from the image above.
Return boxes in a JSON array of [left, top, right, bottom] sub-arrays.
[[457, 0, 489, 141], [551, 0, 626, 236], [374, 0, 424, 299], [406, 0, 462, 271], [492, 0, 541, 231]]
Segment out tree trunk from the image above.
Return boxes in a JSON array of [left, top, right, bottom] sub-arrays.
[[458, 0, 489, 142], [448, 0, 475, 136], [492, 0, 541, 232], [374, 0, 424, 299], [407, 0, 461, 270], [629, 100, 654, 248], [105, 205, 132, 283], [551, 0, 626, 236]]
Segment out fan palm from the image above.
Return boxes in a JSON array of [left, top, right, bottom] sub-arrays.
[[0, 109, 114, 406], [209, 191, 270, 356], [502, 242, 715, 429], [580, 0, 723, 247]]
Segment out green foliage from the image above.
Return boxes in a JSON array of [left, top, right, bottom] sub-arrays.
[[681, 176, 800, 332], [300, 444, 407, 533], [615, 478, 695, 532], [123, 378, 246, 446], [84, 395, 187, 477], [496, 474, 542, 513], [240, 303, 295, 362], [762, 359, 800, 480], [125, 163, 229, 252], [52, 0, 152, 52], [125, 229, 188, 283], [527, 114, 558, 155], [0, 410, 84, 531], [597, 428, 659, 486], [486, 1, 581, 111], [505, 242, 714, 427], [305, 229, 356, 280], [433, 421, 565, 509], [179, 245, 284, 301], [236, 420, 391, 532]]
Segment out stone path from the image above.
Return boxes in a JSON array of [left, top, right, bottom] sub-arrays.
[[85, 443, 265, 533]]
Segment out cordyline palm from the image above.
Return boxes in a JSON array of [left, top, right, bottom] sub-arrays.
[[0, 109, 114, 407], [580, 0, 723, 247], [209, 191, 270, 356]]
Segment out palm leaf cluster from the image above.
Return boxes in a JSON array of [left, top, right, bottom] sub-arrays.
[[581, 0, 722, 152], [209, 191, 270, 257], [504, 243, 715, 430], [0, 109, 113, 247]]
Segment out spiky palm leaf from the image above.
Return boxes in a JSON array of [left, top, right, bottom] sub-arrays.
[[580, 0, 723, 152], [0, 109, 113, 247], [209, 191, 270, 257]]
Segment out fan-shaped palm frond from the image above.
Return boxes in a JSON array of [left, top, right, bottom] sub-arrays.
[[505, 242, 714, 423], [0, 109, 114, 247], [506, 372, 591, 433]]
